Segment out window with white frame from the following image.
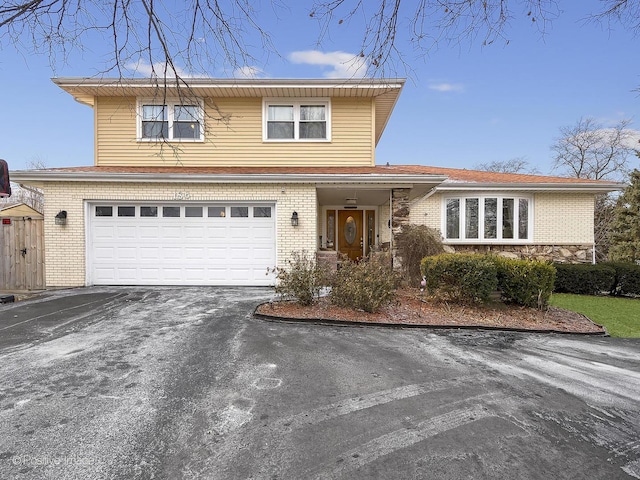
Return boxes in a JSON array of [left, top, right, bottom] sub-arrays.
[[138, 100, 204, 141], [444, 195, 532, 242], [263, 99, 330, 141]]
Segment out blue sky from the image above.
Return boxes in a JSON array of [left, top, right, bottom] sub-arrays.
[[0, 0, 638, 174]]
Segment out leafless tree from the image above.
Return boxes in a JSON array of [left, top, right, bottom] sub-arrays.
[[1, 1, 639, 78], [0, 0, 275, 78], [551, 117, 640, 261], [4, 158, 46, 212], [551, 117, 638, 181], [474, 157, 540, 174]]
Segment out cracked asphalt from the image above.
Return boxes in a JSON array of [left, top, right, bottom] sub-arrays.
[[0, 287, 639, 479]]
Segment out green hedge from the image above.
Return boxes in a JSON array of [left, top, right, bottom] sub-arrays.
[[493, 257, 556, 308], [553, 263, 616, 295], [421, 254, 555, 308], [421, 254, 498, 304], [602, 261, 640, 296]]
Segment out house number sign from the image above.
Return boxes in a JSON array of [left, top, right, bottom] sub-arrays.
[[173, 192, 192, 200]]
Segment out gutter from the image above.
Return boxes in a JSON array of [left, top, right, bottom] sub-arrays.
[[52, 77, 406, 90], [435, 182, 625, 193], [9, 170, 449, 186]]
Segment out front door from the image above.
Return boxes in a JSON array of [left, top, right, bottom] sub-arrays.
[[338, 210, 363, 262]]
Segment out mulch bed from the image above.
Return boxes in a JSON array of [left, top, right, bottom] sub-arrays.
[[255, 290, 606, 335]]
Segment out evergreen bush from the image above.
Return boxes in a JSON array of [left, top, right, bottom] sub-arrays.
[[493, 257, 556, 308], [602, 261, 640, 296], [553, 263, 615, 295], [421, 254, 497, 304]]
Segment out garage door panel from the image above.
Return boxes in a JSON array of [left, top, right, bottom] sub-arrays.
[[184, 247, 205, 259], [93, 225, 116, 240], [139, 226, 161, 238], [116, 247, 138, 261], [139, 247, 161, 259], [229, 267, 251, 280], [139, 268, 161, 280], [253, 247, 275, 261], [161, 247, 183, 260], [89, 203, 276, 286], [184, 268, 207, 281], [184, 226, 206, 238], [117, 268, 138, 282], [160, 226, 182, 239], [115, 226, 137, 239], [161, 268, 184, 281], [229, 246, 251, 259], [94, 246, 116, 260], [94, 267, 116, 282]]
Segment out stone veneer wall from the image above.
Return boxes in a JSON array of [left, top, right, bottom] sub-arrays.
[[443, 244, 594, 264], [391, 188, 410, 268]]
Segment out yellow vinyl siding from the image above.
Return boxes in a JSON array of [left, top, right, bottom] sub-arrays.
[[95, 96, 374, 167]]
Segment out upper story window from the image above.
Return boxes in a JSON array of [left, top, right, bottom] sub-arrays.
[[138, 100, 204, 141], [263, 99, 331, 141], [443, 195, 532, 242]]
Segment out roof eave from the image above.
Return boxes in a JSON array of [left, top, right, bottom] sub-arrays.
[[10, 170, 448, 186], [52, 77, 406, 89], [436, 182, 624, 193]]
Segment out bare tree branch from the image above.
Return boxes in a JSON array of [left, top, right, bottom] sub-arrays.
[[3, 1, 638, 79], [474, 156, 540, 174], [551, 117, 636, 181]]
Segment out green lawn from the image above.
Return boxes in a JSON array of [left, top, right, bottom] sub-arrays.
[[550, 294, 640, 338]]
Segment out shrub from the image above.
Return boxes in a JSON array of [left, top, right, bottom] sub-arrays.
[[330, 253, 398, 313], [270, 251, 328, 306], [421, 254, 498, 304], [395, 224, 444, 286], [602, 261, 640, 296], [553, 263, 615, 295], [493, 257, 556, 308]]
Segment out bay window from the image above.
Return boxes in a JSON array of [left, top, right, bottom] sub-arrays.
[[264, 99, 330, 141], [138, 100, 204, 141], [444, 195, 532, 242]]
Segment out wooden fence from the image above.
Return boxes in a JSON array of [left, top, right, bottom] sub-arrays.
[[0, 217, 45, 290]]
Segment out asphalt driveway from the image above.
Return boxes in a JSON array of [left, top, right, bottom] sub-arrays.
[[0, 287, 639, 479]]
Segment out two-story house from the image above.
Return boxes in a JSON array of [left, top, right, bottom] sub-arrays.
[[11, 77, 622, 288]]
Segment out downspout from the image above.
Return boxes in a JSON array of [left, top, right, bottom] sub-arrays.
[[410, 186, 438, 207], [19, 184, 43, 196], [389, 188, 393, 259], [593, 242, 596, 264]]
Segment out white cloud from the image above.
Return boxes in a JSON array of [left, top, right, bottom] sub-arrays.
[[428, 82, 465, 93], [288, 50, 367, 78], [125, 60, 191, 78], [621, 130, 640, 150], [233, 66, 266, 79]]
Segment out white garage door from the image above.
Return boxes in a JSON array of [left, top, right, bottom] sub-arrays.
[[88, 203, 276, 286]]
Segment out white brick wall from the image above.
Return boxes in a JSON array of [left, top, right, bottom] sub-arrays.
[[42, 182, 317, 287], [409, 191, 595, 244], [533, 192, 594, 244], [410, 193, 441, 231]]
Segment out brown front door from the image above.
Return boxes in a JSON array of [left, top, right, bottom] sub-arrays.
[[338, 210, 363, 262]]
